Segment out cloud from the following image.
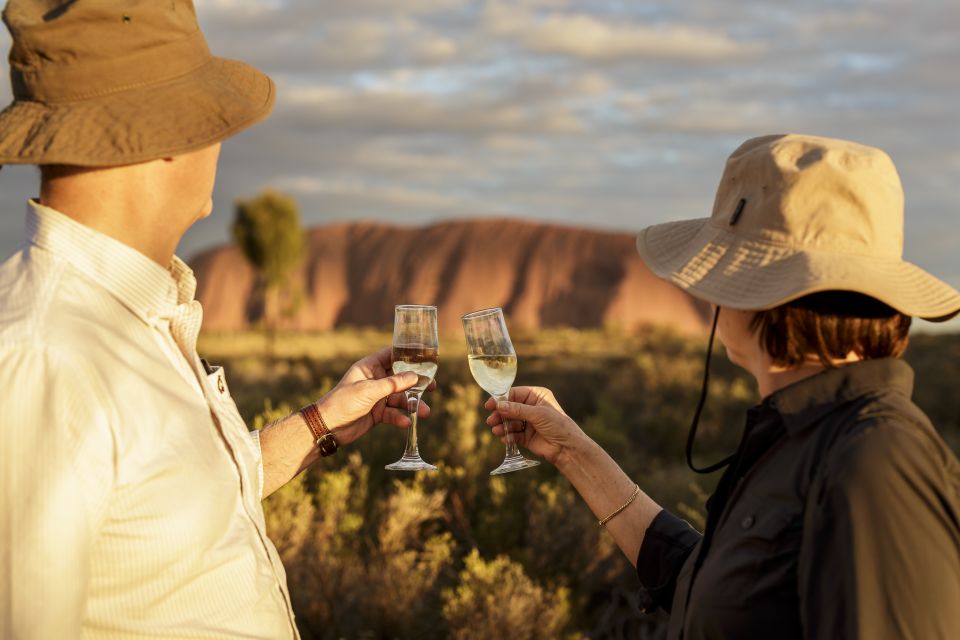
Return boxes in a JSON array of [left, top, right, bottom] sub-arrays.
[[199, 0, 462, 24], [413, 36, 459, 63], [279, 82, 587, 135], [485, 5, 761, 61], [272, 176, 466, 213]]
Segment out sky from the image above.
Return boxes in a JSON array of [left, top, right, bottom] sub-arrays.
[[0, 0, 958, 330]]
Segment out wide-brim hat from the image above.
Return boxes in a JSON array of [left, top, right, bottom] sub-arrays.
[[0, 0, 274, 166], [636, 134, 960, 322]]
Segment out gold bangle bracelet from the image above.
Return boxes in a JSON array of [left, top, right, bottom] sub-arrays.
[[598, 484, 640, 528]]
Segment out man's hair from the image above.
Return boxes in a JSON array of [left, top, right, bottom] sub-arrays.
[[749, 291, 912, 368], [38, 164, 84, 182]]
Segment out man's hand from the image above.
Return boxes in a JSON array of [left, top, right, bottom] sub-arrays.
[[317, 347, 436, 447], [260, 347, 436, 497]]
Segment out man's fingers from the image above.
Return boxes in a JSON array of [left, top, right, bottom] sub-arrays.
[[385, 393, 430, 417], [365, 372, 418, 400], [372, 346, 393, 370], [386, 391, 407, 408], [381, 407, 411, 427]]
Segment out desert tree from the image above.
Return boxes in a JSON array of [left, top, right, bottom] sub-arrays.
[[232, 189, 305, 350]]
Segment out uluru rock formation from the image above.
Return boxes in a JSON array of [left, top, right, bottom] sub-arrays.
[[190, 219, 710, 335]]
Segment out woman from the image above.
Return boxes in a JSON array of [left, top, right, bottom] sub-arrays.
[[487, 134, 960, 639]]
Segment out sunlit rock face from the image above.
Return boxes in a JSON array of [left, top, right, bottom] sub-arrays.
[[190, 219, 710, 335]]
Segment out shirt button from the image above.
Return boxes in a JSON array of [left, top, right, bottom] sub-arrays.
[[741, 515, 755, 529]]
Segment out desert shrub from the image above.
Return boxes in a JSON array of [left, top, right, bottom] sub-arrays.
[[212, 327, 959, 639], [268, 453, 456, 639], [442, 549, 573, 640]]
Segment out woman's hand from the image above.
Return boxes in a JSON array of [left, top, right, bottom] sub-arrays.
[[317, 347, 435, 447], [484, 386, 585, 466]]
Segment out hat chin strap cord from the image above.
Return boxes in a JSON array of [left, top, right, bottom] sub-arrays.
[[685, 306, 735, 474]]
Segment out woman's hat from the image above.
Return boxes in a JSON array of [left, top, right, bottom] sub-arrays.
[[0, 0, 274, 166], [636, 134, 960, 321]]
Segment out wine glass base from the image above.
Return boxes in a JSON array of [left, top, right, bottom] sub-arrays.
[[385, 455, 438, 472], [489, 456, 540, 476]]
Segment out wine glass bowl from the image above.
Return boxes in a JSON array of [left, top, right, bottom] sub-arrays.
[[386, 305, 439, 472], [462, 308, 540, 475]]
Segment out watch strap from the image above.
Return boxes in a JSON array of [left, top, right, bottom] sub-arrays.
[[299, 403, 338, 457]]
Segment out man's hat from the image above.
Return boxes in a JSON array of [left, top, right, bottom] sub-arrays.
[[0, 0, 274, 166], [636, 134, 960, 321]]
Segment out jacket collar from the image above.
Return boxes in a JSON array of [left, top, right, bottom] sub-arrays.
[[764, 358, 915, 436]]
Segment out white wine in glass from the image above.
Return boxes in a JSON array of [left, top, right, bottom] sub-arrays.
[[462, 308, 540, 475], [386, 305, 439, 472]]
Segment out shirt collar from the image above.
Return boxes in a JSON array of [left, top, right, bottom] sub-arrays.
[[26, 199, 197, 324], [765, 358, 915, 436]]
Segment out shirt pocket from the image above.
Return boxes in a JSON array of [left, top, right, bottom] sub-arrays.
[[733, 506, 804, 597]]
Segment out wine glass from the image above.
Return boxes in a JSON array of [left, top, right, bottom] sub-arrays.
[[462, 308, 540, 475], [386, 304, 439, 471]]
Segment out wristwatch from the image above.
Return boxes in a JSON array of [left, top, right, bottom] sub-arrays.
[[299, 403, 338, 457]]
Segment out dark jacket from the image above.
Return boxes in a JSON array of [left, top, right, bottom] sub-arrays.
[[636, 358, 960, 639]]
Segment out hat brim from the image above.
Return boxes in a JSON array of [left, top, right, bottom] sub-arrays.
[[0, 56, 274, 166], [636, 218, 960, 322]]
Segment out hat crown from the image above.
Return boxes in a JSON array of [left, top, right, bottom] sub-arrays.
[[711, 134, 904, 260], [3, 0, 209, 102]]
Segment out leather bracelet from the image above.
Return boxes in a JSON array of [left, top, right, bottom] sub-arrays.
[[598, 484, 640, 528], [299, 403, 338, 457]]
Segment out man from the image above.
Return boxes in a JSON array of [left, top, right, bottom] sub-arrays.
[[0, 2, 426, 637]]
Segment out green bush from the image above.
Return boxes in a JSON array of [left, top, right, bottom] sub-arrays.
[[442, 549, 573, 640]]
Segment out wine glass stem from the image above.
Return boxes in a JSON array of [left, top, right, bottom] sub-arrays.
[[402, 391, 422, 459], [495, 393, 522, 459]]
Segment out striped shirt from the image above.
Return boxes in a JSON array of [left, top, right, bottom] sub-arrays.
[[0, 201, 299, 639]]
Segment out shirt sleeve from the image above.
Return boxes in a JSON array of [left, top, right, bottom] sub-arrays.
[[799, 419, 960, 640], [636, 508, 702, 614], [0, 345, 117, 639]]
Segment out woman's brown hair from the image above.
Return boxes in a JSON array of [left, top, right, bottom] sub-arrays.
[[749, 291, 912, 368]]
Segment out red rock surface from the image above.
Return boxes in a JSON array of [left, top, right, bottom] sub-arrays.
[[190, 219, 709, 335]]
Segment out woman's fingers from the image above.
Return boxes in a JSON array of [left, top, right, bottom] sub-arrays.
[[491, 421, 526, 434], [496, 399, 541, 425]]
